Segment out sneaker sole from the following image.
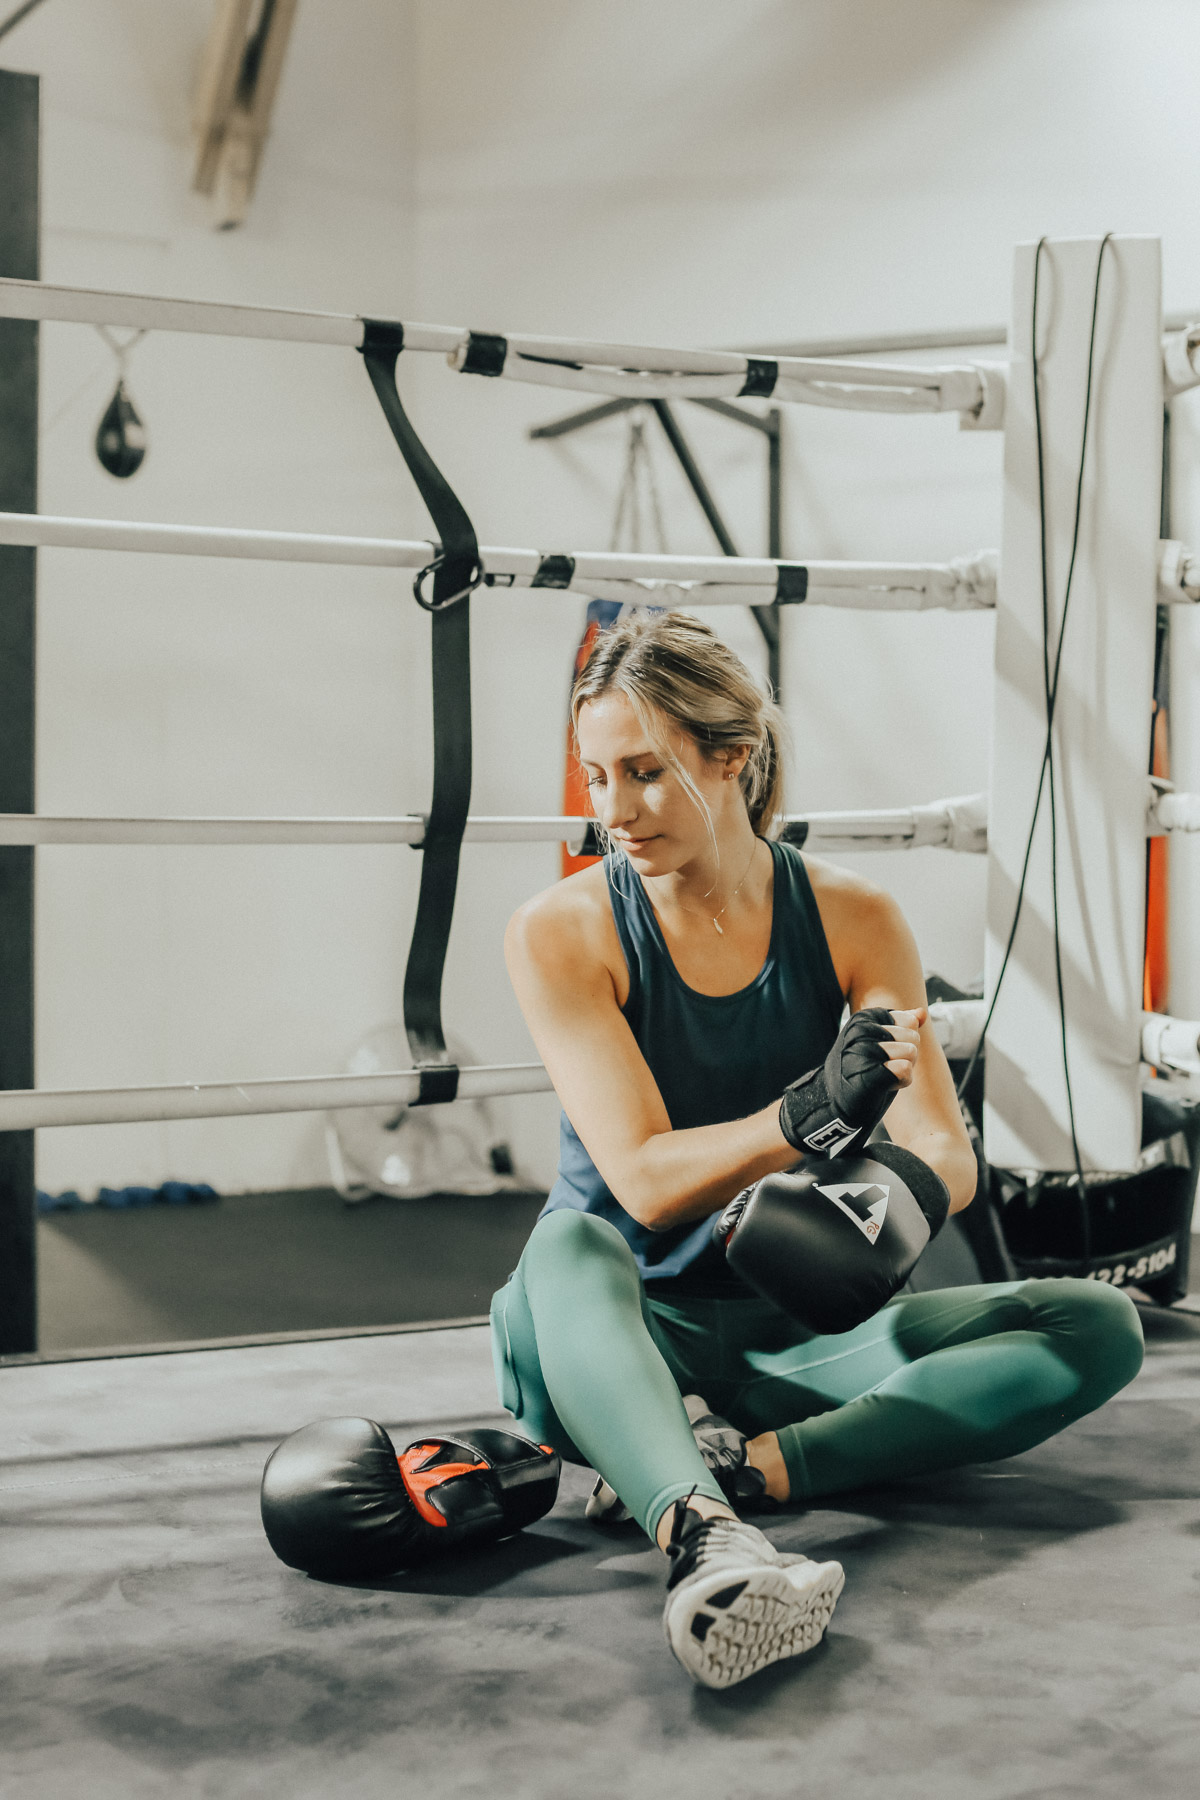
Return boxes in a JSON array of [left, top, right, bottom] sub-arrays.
[[664, 1557, 845, 1690]]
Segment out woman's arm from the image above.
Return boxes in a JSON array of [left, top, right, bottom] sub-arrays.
[[505, 884, 799, 1231], [820, 869, 977, 1214]]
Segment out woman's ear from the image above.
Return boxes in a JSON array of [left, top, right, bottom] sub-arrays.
[[719, 745, 752, 782]]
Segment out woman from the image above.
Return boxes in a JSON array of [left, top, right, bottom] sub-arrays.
[[493, 611, 1143, 1690]]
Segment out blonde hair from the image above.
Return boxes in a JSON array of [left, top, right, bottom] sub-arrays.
[[570, 610, 787, 843]]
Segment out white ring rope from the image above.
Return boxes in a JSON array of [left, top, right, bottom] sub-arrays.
[[0, 276, 991, 418], [8, 514, 1198, 608], [11, 785, 1200, 851], [2, 1003, 1193, 1131], [0, 511, 999, 611], [0, 1064, 556, 1132], [0, 797, 991, 851]]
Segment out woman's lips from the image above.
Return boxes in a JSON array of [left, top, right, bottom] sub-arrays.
[[615, 834, 658, 852]]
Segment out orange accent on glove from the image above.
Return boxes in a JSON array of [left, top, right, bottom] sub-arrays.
[[397, 1442, 489, 1528]]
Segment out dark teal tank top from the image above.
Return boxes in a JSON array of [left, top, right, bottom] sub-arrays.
[[539, 839, 846, 1296]]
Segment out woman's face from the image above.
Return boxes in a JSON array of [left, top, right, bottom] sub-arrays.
[[575, 691, 742, 875]]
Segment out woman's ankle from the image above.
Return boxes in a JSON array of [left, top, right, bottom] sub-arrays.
[[745, 1431, 790, 1503], [654, 1492, 736, 1552]]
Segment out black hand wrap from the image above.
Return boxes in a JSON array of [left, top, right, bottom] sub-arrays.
[[779, 1008, 902, 1159]]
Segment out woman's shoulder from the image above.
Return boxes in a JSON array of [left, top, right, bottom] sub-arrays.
[[796, 851, 908, 969], [505, 861, 618, 978]]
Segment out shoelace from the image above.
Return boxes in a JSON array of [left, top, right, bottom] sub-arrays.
[[666, 1506, 773, 1589]]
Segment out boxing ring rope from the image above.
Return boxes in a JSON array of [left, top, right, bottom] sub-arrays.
[[0, 794, 991, 852], [0, 277, 997, 419], [8, 513, 1200, 609], [9, 781, 1197, 851], [0, 511, 997, 611], [1, 1001, 1192, 1133]]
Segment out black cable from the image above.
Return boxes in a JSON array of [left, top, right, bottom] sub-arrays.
[[0, 0, 49, 41], [957, 236, 1112, 1268], [1036, 238, 1113, 1258]]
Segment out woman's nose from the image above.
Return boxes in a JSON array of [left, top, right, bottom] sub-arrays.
[[597, 777, 638, 829]]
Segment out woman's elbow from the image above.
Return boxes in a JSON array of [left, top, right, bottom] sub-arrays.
[[616, 1184, 673, 1232], [944, 1148, 978, 1215]]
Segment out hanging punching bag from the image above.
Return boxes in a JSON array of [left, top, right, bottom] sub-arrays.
[[95, 379, 147, 478]]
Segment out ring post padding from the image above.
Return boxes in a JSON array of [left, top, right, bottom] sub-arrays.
[[360, 320, 479, 1099], [984, 237, 1163, 1173]]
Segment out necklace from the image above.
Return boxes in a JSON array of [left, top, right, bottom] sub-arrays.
[[681, 841, 760, 935]]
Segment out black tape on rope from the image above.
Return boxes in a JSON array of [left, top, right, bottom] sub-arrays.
[[531, 554, 576, 589], [360, 318, 483, 1103], [460, 331, 509, 377], [739, 358, 778, 398], [774, 564, 809, 604]]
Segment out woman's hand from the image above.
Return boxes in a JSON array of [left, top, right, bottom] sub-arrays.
[[881, 1007, 925, 1083]]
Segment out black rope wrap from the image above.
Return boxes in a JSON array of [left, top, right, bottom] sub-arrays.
[[739, 358, 778, 398], [774, 564, 809, 604], [359, 318, 481, 1103], [531, 554, 576, 589], [460, 331, 509, 376]]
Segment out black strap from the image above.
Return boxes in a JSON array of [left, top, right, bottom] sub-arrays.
[[739, 358, 778, 398], [779, 819, 809, 847], [774, 564, 809, 605], [460, 331, 508, 377], [360, 318, 480, 1104]]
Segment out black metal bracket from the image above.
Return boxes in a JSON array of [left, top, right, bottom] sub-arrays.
[[360, 320, 480, 1104]]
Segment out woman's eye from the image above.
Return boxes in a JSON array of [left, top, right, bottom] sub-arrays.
[[633, 769, 662, 785], [585, 774, 605, 789]]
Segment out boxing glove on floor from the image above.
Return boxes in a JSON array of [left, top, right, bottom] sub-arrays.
[[261, 1417, 560, 1578], [779, 1008, 903, 1160], [715, 1141, 951, 1335]]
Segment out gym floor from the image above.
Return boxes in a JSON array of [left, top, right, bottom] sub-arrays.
[[35, 1188, 548, 1352], [5, 1213, 1200, 1799]]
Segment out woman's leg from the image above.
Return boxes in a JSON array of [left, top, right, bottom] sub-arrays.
[[726, 1278, 1144, 1502], [490, 1209, 726, 1536]]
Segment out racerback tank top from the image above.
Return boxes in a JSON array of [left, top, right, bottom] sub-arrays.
[[539, 839, 846, 1296]]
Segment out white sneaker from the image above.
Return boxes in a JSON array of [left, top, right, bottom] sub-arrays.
[[662, 1503, 844, 1689], [585, 1473, 632, 1526]]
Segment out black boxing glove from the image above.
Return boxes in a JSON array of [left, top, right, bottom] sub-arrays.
[[260, 1417, 560, 1578], [779, 1008, 904, 1160], [714, 1141, 951, 1335]]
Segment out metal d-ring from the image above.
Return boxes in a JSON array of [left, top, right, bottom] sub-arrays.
[[412, 553, 485, 612]]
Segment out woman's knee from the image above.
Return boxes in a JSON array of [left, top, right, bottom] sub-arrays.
[[520, 1208, 641, 1300], [1020, 1276, 1145, 1398]]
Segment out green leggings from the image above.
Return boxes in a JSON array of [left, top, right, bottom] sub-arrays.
[[490, 1210, 1145, 1539]]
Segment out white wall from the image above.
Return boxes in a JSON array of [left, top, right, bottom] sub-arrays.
[[9, 0, 425, 1194], [8, 0, 1200, 1195]]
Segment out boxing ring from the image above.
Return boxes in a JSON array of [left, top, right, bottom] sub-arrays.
[[4, 240, 1200, 1800], [4, 246, 1200, 1259]]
